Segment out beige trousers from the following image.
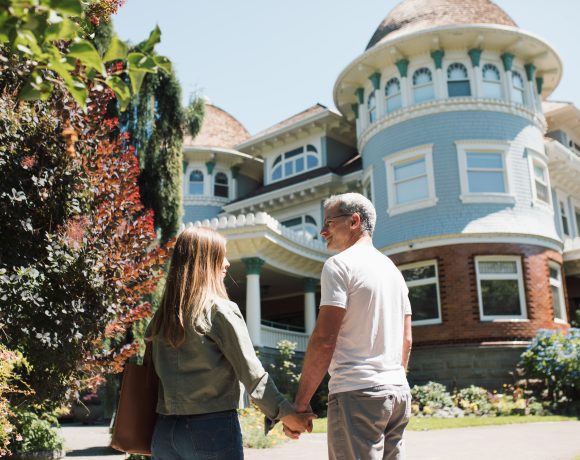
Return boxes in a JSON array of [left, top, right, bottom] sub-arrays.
[[327, 384, 411, 460]]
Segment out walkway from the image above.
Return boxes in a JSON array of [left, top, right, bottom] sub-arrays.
[[61, 421, 580, 459]]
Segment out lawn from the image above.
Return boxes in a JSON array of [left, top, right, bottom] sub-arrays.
[[311, 415, 577, 433]]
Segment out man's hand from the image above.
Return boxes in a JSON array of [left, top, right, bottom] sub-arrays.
[[280, 411, 317, 439]]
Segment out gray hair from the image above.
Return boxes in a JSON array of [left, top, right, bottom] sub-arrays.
[[324, 193, 376, 236]]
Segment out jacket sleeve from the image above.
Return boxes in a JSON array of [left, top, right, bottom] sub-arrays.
[[208, 303, 294, 421]]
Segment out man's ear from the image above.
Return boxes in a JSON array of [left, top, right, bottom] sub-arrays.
[[351, 212, 361, 228]]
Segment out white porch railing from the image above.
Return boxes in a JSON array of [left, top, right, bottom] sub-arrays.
[[260, 325, 309, 352]]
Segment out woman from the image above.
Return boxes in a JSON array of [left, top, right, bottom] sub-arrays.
[[146, 226, 313, 460]]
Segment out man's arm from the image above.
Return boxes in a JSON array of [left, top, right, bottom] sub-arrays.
[[401, 314, 412, 370], [294, 306, 345, 412]]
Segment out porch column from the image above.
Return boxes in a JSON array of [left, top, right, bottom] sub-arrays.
[[304, 278, 318, 335], [242, 257, 264, 346]]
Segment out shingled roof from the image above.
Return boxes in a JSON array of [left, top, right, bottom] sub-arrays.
[[183, 104, 250, 150], [366, 0, 517, 50]]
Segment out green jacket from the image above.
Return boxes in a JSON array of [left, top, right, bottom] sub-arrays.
[[148, 298, 293, 421]]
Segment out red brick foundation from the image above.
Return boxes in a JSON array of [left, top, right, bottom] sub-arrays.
[[389, 242, 570, 347]]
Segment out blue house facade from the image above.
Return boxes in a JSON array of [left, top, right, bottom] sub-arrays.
[[181, 0, 578, 388]]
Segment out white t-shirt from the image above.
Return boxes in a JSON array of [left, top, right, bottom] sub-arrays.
[[320, 243, 412, 394]]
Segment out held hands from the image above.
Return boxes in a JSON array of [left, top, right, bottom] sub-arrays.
[[280, 408, 316, 440]]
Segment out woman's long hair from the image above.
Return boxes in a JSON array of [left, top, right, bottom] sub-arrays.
[[148, 226, 229, 347]]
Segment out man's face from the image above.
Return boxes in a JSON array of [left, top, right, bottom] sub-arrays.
[[320, 204, 353, 252]]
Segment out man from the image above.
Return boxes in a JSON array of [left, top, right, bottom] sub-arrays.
[[286, 193, 413, 460]]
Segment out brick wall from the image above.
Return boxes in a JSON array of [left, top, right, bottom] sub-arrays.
[[390, 242, 570, 347]]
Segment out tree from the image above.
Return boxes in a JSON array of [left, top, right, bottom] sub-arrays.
[[0, 1, 170, 409]]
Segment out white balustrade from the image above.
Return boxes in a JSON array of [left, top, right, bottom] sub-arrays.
[[260, 325, 309, 352]]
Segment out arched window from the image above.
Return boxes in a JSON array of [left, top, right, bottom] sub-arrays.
[[270, 144, 319, 182], [447, 63, 471, 97], [412, 67, 434, 103], [482, 64, 502, 99], [189, 169, 204, 195], [214, 172, 228, 198], [512, 71, 525, 104], [368, 91, 377, 123], [385, 77, 402, 113]]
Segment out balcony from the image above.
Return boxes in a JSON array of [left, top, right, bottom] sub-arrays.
[[260, 321, 309, 352]]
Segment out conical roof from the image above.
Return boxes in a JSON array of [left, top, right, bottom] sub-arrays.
[[183, 104, 250, 150], [366, 0, 517, 50]]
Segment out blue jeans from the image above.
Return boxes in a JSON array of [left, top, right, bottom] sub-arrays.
[[151, 410, 244, 460]]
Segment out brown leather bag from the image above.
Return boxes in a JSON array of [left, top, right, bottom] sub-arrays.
[[111, 341, 158, 455]]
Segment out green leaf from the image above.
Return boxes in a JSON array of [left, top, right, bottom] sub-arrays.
[[47, 57, 87, 108], [127, 52, 157, 73], [68, 39, 105, 75], [44, 17, 78, 42], [127, 68, 147, 95], [14, 29, 43, 56], [49, 0, 82, 17], [19, 71, 54, 101], [105, 76, 131, 111], [153, 55, 171, 74], [103, 34, 128, 62], [136, 24, 161, 53]]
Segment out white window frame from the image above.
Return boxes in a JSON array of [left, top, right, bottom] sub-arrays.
[[556, 191, 572, 238], [446, 62, 472, 98], [384, 76, 402, 114], [455, 140, 514, 204], [184, 162, 207, 196], [481, 62, 503, 100], [526, 149, 552, 209], [384, 144, 437, 216], [475, 255, 527, 321], [270, 143, 320, 183], [548, 261, 567, 323], [368, 90, 377, 123], [399, 260, 442, 326], [362, 166, 375, 203], [511, 70, 526, 105], [572, 198, 580, 238], [411, 66, 435, 104], [280, 214, 320, 240]]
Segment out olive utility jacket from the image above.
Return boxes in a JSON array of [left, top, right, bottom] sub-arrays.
[[147, 299, 294, 421]]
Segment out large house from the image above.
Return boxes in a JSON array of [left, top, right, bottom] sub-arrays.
[[181, 0, 578, 388]]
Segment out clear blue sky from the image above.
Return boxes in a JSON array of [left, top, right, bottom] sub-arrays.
[[113, 0, 580, 134]]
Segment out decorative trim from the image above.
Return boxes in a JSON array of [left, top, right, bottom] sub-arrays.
[[351, 103, 359, 119], [206, 161, 216, 175], [468, 48, 482, 67], [355, 88, 365, 104], [242, 257, 265, 275], [430, 50, 445, 69], [500, 53, 514, 72], [304, 278, 318, 293], [369, 72, 381, 90], [358, 98, 546, 153], [396, 58, 409, 78], [524, 63, 536, 82], [183, 195, 229, 206], [536, 76, 544, 94]]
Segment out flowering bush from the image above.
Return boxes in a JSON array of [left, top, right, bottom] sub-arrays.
[[518, 328, 580, 404], [456, 386, 493, 415], [411, 382, 454, 414], [7, 410, 64, 457]]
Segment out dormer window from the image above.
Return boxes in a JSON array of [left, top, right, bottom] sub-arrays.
[[412, 67, 434, 103], [512, 71, 525, 104], [482, 64, 502, 99], [189, 170, 204, 195], [447, 63, 471, 97], [214, 172, 229, 198], [281, 215, 319, 240], [368, 91, 377, 123], [385, 77, 402, 113], [271, 144, 319, 182]]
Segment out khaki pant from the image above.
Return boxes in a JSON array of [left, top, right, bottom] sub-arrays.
[[327, 384, 411, 460]]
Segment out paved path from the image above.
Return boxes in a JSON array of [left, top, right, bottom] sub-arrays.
[[61, 421, 580, 459]]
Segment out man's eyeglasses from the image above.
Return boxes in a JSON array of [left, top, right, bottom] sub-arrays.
[[323, 214, 352, 227]]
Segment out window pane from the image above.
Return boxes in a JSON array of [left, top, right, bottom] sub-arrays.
[[214, 184, 228, 198], [512, 72, 524, 89], [189, 182, 204, 195], [189, 170, 203, 181], [409, 284, 439, 321], [285, 162, 294, 176], [448, 81, 471, 97], [533, 164, 546, 181], [281, 217, 302, 227], [307, 155, 318, 169], [482, 81, 502, 99], [306, 144, 317, 153], [448, 63, 468, 80], [285, 147, 303, 159], [467, 171, 505, 193], [396, 176, 429, 204], [535, 181, 549, 203], [479, 261, 517, 274], [215, 172, 228, 184], [512, 88, 525, 104], [551, 285, 565, 320], [413, 68, 432, 85], [560, 202, 570, 235], [272, 155, 282, 167], [387, 94, 402, 112], [482, 64, 500, 81], [402, 264, 436, 281], [369, 108, 377, 123], [481, 279, 521, 316], [305, 215, 317, 225], [414, 85, 434, 103], [295, 157, 305, 173], [385, 78, 400, 96], [272, 165, 282, 181], [549, 266, 559, 280], [394, 158, 425, 181], [466, 152, 503, 169]]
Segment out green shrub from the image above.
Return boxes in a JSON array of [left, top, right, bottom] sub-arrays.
[[8, 410, 64, 456], [518, 328, 580, 404], [268, 340, 299, 400], [411, 382, 454, 411], [457, 385, 493, 415], [237, 405, 286, 448]]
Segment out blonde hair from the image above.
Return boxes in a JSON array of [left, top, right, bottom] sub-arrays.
[[148, 226, 229, 347]]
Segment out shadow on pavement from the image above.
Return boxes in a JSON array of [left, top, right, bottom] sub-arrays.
[[66, 446, 120, 457]]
